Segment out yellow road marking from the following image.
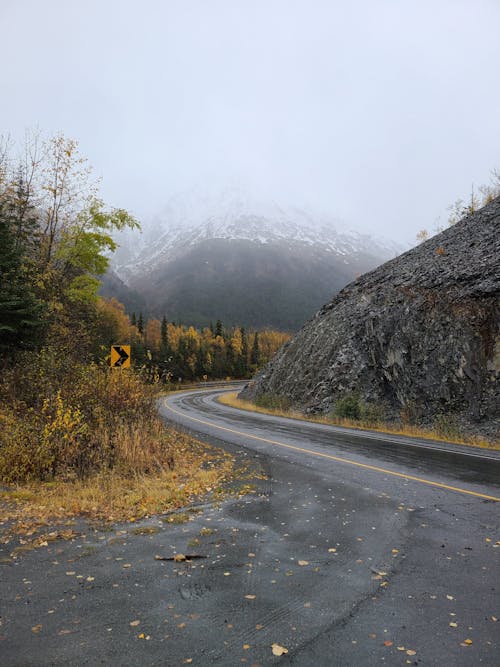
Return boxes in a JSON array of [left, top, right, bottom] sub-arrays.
[[165, 398, 500, 502]]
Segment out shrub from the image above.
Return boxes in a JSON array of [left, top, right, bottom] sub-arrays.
[[255, 393, 292, 411], [433, 413, 461, 441], [331, 392, 362, 420], [330, 392, 383, 425], [0, 356, 170, 483]]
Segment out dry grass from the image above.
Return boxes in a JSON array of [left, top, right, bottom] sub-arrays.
[[219, 392, 499, 451], [0, 428, 239, 535]]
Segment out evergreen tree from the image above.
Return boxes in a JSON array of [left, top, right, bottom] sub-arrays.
[[161, 315, 168, 346], [250, 331, 260, 366], [240, 327, 248, 375], [137, 313, 144, 334], [0, 198, 44, 352], [215, 319, 223, 338], [131, 312, 137, 327]]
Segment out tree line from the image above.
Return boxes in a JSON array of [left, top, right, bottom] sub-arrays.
[[99, 300, 290, 382]]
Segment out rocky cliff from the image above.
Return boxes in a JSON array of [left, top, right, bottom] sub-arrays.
[[240, 197, 500, 438]]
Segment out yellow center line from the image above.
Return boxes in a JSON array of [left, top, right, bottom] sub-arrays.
[[165, 399, 500, 502]]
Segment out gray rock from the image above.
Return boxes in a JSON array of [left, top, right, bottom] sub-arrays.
[[240, 197, 500, 439]]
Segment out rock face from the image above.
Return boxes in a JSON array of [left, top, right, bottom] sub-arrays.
[[240, 198, 500, 437]]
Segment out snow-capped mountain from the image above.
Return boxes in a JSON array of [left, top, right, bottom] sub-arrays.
[[103, 189, 404, 330]]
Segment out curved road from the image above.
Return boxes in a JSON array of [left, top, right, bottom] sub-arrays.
[[2, 389, 498, 666], [159, 388, 500, 666]]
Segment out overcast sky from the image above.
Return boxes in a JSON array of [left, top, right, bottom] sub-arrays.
[[1, 0, 499, 242]]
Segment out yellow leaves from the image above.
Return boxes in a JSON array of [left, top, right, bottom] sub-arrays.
[[130, 620, 140, 627], [449, 622, 458, 628], [31, 624, 43, 633], [328, 547, 337, 553], [406, 649, 417, 656], [297, 560, 309, 566], [243, 644, 250, 650], [463, 638, 473, 645], [271, 643, 288, 656], [244, 594, 256, 600], [174, 554, 187, 562], [446, 595, 454, 600], [255, 624, 263, 630]]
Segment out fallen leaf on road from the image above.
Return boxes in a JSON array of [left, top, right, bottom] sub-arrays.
[[271, 643, 288, 656], [256, 624, 263, 630], [174, 554, 186, 562], [31, 624, 42, 633], [464, 639, 473, 645], [397, 646, 405, 651], [383, 641, 393, 646], [243, 644, 250, 650], [328, 548, 337, 553], [449, 622, 457, 628], [298, 560, 309, 566], [130, 620, 140, 627], [446, 595, 454, 600], [244, 595, 256, 600], [406, 649, 416, 656]]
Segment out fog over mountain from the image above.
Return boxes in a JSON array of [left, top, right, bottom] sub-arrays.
[[102, 189, 404, 330]]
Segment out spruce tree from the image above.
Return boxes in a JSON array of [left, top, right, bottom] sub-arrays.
[[240, 327, 248, 375], [161, 315, 168, 346], [215, 319, 223, 338], [137, 313, 144, 334], [0, 198, 43, 353], [250, 331, 260, 366]]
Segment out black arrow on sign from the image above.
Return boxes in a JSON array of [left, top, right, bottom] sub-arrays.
[[114, 346, 130, 366]]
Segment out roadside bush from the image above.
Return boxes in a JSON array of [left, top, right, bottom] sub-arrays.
[[330, 392, 383, 425], [331, 392, 362, 420], [0, 354, 170, 483], [433, 413, 462, 441], [255, 393, 292, 411]]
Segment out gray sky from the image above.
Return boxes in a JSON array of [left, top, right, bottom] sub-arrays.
[[1, 0, 499, 242]]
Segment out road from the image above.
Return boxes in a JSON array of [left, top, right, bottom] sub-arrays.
[[160, 389, 500, 665], [1, 388, 498, 666]]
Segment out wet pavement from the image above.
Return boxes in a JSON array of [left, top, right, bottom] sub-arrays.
[[0, 389, 498, 666]]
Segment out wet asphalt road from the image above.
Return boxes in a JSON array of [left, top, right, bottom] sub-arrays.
[[1, 388, 499, 666]]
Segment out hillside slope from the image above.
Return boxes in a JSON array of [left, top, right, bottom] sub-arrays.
[[241, 197, 500, 436]]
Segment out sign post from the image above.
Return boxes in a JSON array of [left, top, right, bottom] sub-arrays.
[[110, 345, 131, 368]]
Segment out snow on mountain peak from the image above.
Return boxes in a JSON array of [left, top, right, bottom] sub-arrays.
[[111, 188, 402, 284]]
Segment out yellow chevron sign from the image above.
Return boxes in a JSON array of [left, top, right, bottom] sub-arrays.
[[110, 345, 131, 368]]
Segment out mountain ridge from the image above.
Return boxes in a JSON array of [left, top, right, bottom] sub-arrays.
[[102, 190, 404, 329]]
